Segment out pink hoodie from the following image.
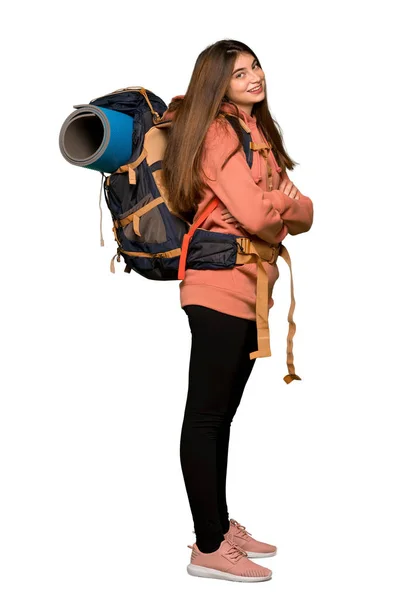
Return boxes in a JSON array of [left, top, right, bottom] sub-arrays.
[[164, 95, 314, 321]]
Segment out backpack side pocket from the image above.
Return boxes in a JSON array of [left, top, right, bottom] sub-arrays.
[[118, 193, 167, 244]]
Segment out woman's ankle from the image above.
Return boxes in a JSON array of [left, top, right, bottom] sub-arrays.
[[221, 519, 230, 536]]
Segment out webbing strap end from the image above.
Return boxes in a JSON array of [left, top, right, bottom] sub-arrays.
[[283, 373, 302, 384], [249, 348, 272, 360]]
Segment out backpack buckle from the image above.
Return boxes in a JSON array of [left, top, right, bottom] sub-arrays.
[[267, 244, 280, 264]]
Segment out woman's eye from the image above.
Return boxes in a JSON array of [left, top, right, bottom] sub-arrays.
[[235, 64, 260, 78]]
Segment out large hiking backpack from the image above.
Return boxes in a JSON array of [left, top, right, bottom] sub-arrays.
[[91, 87, 254, 281]]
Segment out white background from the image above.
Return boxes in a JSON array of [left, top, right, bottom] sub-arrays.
[[1, 0, 399, 597]]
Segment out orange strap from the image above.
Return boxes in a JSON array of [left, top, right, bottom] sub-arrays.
[[177, 197, 219, 280]]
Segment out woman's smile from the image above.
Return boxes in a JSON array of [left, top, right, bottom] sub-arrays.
[[248, 83, 263, 94]]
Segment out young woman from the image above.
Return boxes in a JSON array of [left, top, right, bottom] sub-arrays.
[[162, 39, 313, 583]]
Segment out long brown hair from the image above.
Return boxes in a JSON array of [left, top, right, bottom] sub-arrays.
[[162, 39, 299, 221]]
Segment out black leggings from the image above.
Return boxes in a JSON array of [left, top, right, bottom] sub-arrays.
[[180, 305, 258, 553]]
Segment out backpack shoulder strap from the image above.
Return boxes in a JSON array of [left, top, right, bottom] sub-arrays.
[[223, 114, 253, 169]]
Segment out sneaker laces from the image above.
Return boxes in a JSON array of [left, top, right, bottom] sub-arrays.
[[225, 533, 248, 560], [230, 518, 252, 539]]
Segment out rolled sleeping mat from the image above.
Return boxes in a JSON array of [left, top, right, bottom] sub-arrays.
[[59, 104, 135, 174]]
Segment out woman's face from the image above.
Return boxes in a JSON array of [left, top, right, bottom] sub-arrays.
[[225, 52, 265, 116]]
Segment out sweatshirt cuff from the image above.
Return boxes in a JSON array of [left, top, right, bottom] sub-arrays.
[[272, 192, 294, 214]]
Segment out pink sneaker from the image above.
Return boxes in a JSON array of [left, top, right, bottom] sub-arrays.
[[187, 533, 272, 582], [223, 519, 277, 558]]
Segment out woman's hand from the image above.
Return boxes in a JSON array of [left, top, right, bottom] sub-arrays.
[[221, 208, 243, 228], [279, 178, 301, 200], [221, 177, 301, 227]]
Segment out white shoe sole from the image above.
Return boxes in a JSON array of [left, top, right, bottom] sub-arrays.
[[187, 564, 272, 582], [246, 549, 277, 558]]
